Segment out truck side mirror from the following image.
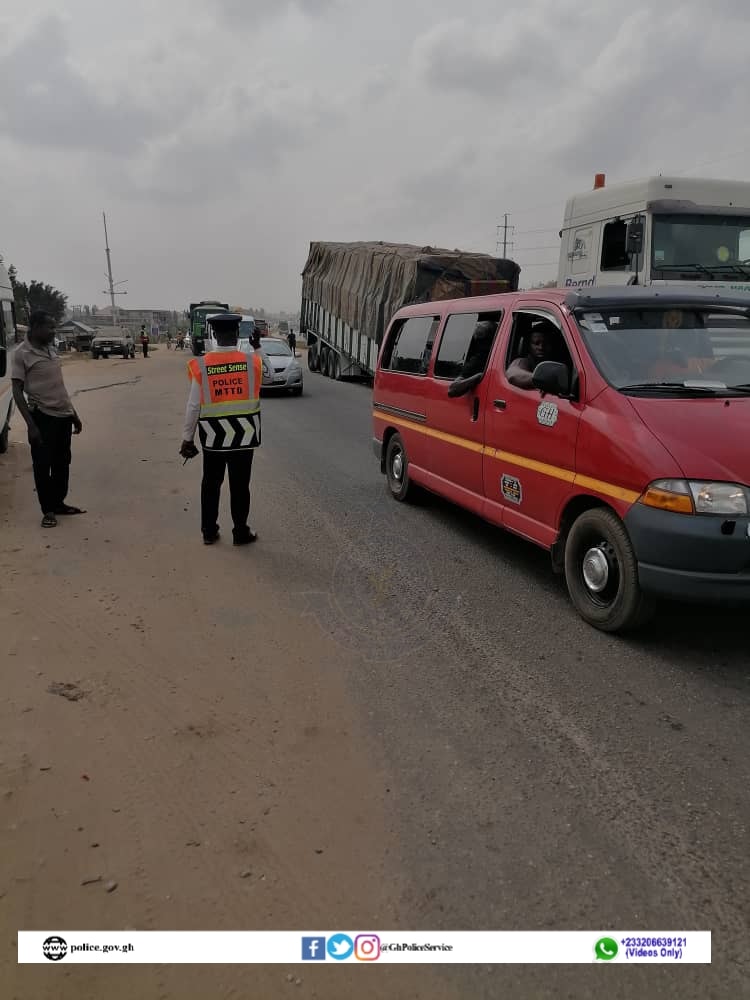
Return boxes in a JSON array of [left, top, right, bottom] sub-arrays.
[[532, 361, 570, 397], [626, 218, 644, 256]]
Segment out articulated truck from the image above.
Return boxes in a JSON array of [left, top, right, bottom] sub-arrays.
[[301, 241, 520, 380]]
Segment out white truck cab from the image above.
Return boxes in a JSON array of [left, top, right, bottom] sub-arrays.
[[0, 261, 17, 453], [558, 174, 750, 292]]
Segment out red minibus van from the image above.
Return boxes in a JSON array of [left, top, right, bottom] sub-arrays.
[[373, 286, 750, 632]]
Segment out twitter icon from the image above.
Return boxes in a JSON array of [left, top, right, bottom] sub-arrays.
[[327, 933, 354, 960]]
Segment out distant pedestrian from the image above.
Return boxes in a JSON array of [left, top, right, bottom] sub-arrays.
[[180, 313, 263, 546], [287, 329, 297, 356], [140, 325, 150, 358], [11, 311, 85, 528], [167, 332, 173, 350]]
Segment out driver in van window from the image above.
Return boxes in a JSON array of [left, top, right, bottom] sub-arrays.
[[446, 320, 497, 396], [507, 325, 554, 389]]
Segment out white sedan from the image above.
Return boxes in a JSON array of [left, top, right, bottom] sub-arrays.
[[257, 337, 303, 396]]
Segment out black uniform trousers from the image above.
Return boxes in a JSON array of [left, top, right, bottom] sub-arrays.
[[30, 410, 73, 514], [201, 448, 254, 540]]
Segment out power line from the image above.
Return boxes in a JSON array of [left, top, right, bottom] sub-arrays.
[[514, 245, 559, 252], [514, 227, 560, 236]]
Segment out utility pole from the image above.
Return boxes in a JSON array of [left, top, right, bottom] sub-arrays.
[[102, 212, 127, 327], [496, 213, 514, 258]]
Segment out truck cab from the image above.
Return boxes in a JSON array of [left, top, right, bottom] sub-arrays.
[[558, 175, 750, 292]]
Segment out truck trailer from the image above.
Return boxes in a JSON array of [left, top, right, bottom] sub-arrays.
[[301, 241, 520, 380]]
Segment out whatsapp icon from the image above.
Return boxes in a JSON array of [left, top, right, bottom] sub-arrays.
[[594, 937, 619, 961]]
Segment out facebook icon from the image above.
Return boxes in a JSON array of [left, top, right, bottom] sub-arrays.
[[302, 936, 326, 961]]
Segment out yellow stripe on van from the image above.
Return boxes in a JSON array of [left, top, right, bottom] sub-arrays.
[[373, 410, 641, 506]]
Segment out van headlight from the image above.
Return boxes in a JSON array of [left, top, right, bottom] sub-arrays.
[[640, 479, 749, 515]]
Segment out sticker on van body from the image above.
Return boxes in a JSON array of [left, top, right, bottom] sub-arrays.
[[501, 474, 522, 504], [537, 401, 559, 427]]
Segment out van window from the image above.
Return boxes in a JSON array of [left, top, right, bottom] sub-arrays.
[[434, 312, 501, 380], [381, 315, 439, 374], [1, 300, 13, 345], [506, 310, 576, 388], [600, 220, 630, 271]]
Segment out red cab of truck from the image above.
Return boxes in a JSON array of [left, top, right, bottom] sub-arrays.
[[372, 286, 750, 632]]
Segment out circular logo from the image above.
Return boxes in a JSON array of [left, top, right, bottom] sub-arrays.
[[43, 936, 68, 961], [717, 245, 730, 263], [326, 933, 354, 960], [594, 936, 619, 961]]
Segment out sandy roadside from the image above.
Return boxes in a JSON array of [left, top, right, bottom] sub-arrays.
[[1, 350, 459, 1000]]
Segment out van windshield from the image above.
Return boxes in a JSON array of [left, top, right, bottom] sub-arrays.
[[575, 307, 750, 395]]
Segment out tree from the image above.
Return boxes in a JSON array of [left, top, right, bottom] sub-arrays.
[[26, 281, 67, 323], [4, 265, 67, 324]]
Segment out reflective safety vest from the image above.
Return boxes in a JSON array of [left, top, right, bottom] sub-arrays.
[[187, 350, 262, 452]]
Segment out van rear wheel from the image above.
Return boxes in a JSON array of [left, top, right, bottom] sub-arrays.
[[385, 433, 417, 502], [564, 507, 654, 633], [0, 421, 9, 455]]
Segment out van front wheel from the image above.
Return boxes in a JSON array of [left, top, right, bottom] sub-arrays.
[[385, 433, 417, 502], [564, 507, 653, 633]]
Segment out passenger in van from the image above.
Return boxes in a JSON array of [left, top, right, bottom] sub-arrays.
[[506, 326, 554, 389], [447, 320, 496, 396]]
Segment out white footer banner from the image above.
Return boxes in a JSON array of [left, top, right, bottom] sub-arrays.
[[18, 931, 711, 964]]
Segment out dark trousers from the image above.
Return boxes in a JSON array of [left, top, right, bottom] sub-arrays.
[[142, 342, 149, 357], [201, 449, 254, 539], [30, 410, 73, 514]]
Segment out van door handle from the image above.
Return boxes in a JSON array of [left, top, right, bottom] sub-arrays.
[[493, 399, 506, 410], [472, 397, 480, 421]]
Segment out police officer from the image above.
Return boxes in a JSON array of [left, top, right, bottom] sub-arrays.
[[180, 313, 263, 545]]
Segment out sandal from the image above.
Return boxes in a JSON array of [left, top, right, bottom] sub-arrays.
[[41, 513, 58, 528], [54, 505, 86, 515]]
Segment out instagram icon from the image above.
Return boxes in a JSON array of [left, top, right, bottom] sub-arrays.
[[355, 934, 381, 961]]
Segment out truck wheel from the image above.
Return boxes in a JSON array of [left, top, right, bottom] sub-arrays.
[[307, 347, 317, 372], [0, 421, 9, 455], [332, 354, 341, 380], [319, 347, 328, 376], [92, 351, 99, 359], [385, 433, 417, 502], [564, 507, 654, 633]]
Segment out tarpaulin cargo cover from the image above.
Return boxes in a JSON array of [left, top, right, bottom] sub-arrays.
[[301, 241, 520, 346]]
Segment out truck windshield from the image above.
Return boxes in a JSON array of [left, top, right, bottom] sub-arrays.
[[651, 214, 750, 279], [575, 307, 750, 394], [239, 320, 255, 339]]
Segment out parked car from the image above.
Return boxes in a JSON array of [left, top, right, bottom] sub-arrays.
[[258, 337, 303, 395], [91, 329, 135, 359], [373, 285, 750, 633]]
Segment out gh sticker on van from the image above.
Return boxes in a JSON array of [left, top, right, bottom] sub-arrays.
[[537, 401, 559, 427]]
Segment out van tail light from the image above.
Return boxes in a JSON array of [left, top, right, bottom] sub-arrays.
[[594, 173, 606, 190]]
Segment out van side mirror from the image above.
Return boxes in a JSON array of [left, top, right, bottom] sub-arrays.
[[626, 218, 644, 256], [532, 361, 570, 397]]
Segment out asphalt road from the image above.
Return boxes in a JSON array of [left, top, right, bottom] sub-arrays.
[[269, 356, 749, 999], [1, 347, 747, 999]]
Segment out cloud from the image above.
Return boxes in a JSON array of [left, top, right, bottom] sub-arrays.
[[0, 16, 160, 155], [215, 0, 341, 26]]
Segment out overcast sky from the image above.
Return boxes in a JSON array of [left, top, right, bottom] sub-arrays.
[[1, 0, 748, 312]]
